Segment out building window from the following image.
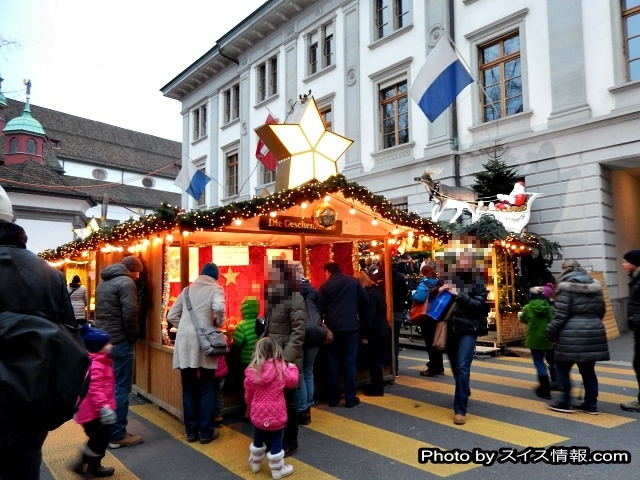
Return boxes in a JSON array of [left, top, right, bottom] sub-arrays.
[[224, 83, 240, 124], [50, 139, 61, 148], [257, 55, 278, 103], [262, 163, 276, 184], [307, 21, 336, 76], [26, 139, 36, 155], [391, 198, 408, 212], [226, 152, 239, 197], [320, 105, 333, 130], [375, 0, 410, 40], [142, 177, 155, 188], [92, 168, 108, 180], [479, 31, 522, 122], [380, 79, 409, 149], [192, 103, 207, 141], [623, 0, 640, 81], [9, 138, 18, 153]]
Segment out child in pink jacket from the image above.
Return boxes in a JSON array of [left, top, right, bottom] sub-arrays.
[[72, 324, 117, 477], [245, 337, 299, 479]]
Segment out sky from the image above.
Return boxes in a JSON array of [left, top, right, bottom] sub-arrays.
[[0, 0, 268, 142]]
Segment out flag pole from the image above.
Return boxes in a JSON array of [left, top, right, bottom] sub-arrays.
[[439, 27, 502, 123]]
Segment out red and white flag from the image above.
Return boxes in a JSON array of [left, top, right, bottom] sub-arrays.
[[255, 114, 278, 172]]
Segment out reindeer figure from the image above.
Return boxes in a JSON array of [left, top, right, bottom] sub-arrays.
[[414, 168, 479, 222]]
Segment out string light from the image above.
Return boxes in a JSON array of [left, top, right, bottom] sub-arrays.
[[234, 218, 243, 226], [371, 218, 378, 226], [392, 226, 399, 235], [165, 234, 174, 243]]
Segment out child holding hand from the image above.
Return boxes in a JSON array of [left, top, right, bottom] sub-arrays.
[[245, 337, 299, 479], [72, 324, 117, 477]]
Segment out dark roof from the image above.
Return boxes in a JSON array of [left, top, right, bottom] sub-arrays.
[[2, 98, 181, 178]]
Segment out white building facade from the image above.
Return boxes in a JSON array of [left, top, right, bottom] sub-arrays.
[[162, 0, 640, 327]]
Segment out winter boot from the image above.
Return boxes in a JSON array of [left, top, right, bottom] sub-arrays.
[[548, 366, 560, 391], [267, 450, 293, 479], [535, 375, 552, 400], [248, 443, 267, 473], [86, 456, 115, 477]]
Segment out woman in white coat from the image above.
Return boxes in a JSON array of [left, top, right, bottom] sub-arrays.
[[168, 263, 226, 444]]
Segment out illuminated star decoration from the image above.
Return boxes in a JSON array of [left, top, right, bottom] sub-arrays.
[[255, 96, 353, 191], [221, 267, 239, 286]]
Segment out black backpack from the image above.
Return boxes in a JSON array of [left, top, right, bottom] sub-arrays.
[[0, 312, 91, 434]]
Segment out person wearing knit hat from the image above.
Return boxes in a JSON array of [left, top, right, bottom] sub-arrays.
[[200, 262, 220, 280], [73, 324, 117, 477], [121, 255, 144, 273], [234, 297, 261, 367], [520, 286, 556, 399], [621, 250, 640, 412], [542, 282, 555, 300], [94, 255, 145, 448], [0, 185, 14, 223], [167, 258, 226, 443]]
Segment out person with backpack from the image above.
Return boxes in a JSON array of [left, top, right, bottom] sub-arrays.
[[0, 186, 89, 480], [68, 275, 89, 325], [72, 324, 117, 477]]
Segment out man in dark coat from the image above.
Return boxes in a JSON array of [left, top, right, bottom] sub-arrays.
[[546, 259, 609, 414], [621, 250, 640, 412], [0, 186, 77, 479], [95, 255, 144, 448], [317, 262, 369, 408]]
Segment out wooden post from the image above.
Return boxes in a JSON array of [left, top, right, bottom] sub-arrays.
[[300, 234, 306, 273], [180, 233, 189, 290]]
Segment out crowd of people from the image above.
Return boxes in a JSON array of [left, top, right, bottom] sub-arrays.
[[4, 176, 640, 478]]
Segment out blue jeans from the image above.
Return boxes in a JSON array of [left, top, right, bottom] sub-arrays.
[[556, 360, 598, 407], [110, 341, 135, 442], [531, 349, 550, 376], [253, 427, 283, 455], [180, 368, 216, 439], [297, 346, 319, 412], [326, 330, 360, 405], [213, 377, 225, 419], [446, 332, 477, 415]]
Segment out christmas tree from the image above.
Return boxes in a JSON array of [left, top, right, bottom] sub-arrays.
[[471, 155, 521, 200]]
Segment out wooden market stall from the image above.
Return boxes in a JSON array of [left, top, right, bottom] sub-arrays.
[[46, 175, 447, 419]]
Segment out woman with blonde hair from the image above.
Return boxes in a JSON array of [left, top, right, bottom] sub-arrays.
[[353, 271, 391, 396]]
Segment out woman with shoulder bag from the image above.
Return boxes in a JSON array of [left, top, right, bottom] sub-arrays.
[[167, 263, 226, 444]]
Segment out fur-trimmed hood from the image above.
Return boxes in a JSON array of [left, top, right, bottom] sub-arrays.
[[557, 270, 602, 295]]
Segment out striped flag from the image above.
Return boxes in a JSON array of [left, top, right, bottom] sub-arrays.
[[174, 160, 211, 201], [409, 36, 474, 122]]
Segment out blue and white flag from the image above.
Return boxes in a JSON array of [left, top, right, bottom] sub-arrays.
[[410, 36, 474, 122], [174, 160, 211, 201]]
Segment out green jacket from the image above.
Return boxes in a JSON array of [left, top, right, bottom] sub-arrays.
[[520, 298, 554, 350], [233, 318, 259, 366]]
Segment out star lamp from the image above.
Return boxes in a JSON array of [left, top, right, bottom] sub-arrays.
[[255, 97, 353, 191]]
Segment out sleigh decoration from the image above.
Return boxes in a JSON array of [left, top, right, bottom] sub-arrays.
[[415, 169, 543, 233]]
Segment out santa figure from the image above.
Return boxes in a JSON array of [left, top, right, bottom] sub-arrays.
[[494, 181, 526, 210]]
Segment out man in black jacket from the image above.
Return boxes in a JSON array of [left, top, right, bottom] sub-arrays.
[[0, 186, 78, 479], [621, 250, 640, 412], [317, 262, 369, 408]]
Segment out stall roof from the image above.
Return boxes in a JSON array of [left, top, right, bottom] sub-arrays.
[[40, 175, 449, 261]]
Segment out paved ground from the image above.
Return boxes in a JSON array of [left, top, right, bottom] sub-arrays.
[[40, 331, 639, 480]]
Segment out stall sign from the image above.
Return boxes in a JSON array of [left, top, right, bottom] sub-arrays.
[[259, 216, 342, 235], [212, 246, 250, 266], [342, 218, 361, 235]]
